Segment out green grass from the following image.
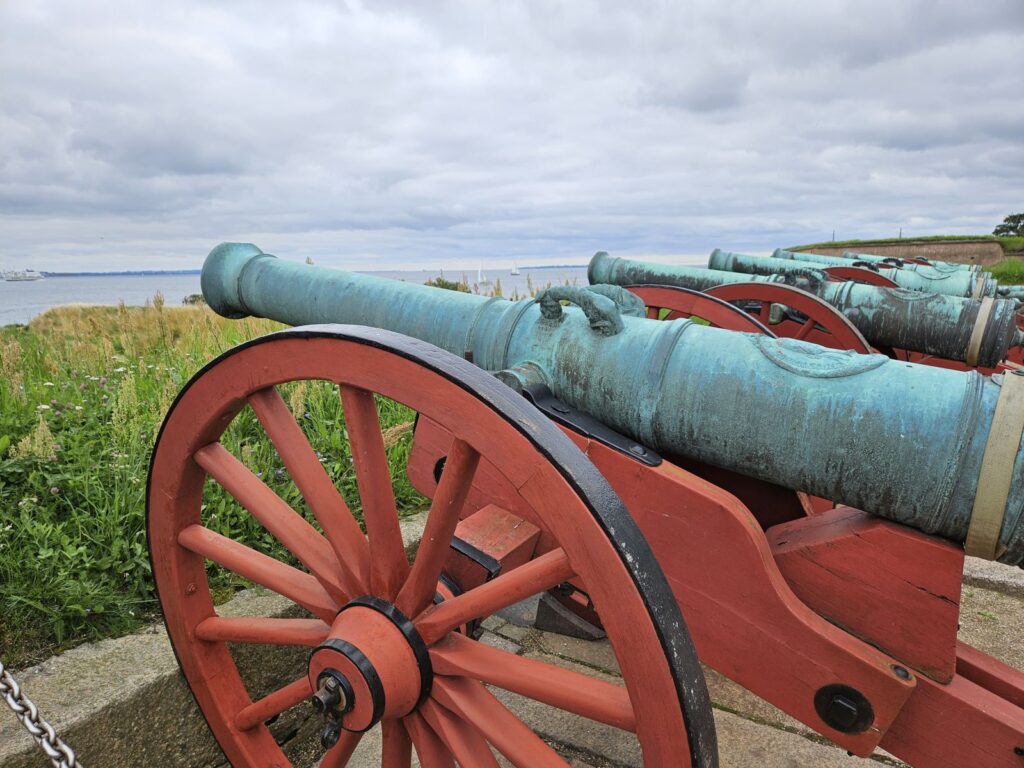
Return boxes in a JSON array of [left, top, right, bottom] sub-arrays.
[[989, 259, 1024, 285], [789, 234, 1024, 255], [0, 300, 425, 667]]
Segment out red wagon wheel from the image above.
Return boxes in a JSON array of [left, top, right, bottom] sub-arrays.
[[704, 282, 873, 353], [823, 266, 900, 288], [626, 284, 776, 335], [148, 325, 715, 768]]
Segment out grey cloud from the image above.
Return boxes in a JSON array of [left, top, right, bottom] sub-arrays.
[[0, 0, 1022, 271]]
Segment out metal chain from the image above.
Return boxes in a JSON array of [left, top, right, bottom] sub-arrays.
[[0, 657, 82, 768]]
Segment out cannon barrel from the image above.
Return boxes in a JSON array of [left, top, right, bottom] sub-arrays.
[[842, 250, 978, 274], [591, 250, 1022, 367], [768, 249, 995, 298], [712, 249, 994, 299], [203, 243, 1024, 567]]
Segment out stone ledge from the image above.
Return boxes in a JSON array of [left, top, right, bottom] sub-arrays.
[[0, 589, 311, 768], [0, 513, 430, 768], [3, 510, 1019, 767], [963, 556, 1024, 598]]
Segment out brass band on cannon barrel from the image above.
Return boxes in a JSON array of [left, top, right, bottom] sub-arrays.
[[203, 243, 1024, 568], [588, 250, 1023, 368]]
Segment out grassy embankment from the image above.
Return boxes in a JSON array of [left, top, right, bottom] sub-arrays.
[[0, 299, 424, 667], [788, 235, 1024, 285], [789, 234, 1024, 255]]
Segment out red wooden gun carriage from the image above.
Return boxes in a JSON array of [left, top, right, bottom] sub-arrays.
[[144, 244, 1024, 767]]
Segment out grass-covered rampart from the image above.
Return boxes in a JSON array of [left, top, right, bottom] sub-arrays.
[[0, 300, 424, 667], [789, 234, 1024, 255]]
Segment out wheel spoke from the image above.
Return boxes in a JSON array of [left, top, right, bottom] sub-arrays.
[[420, 699, 500, 767], [431, 633, 636, 731], [248, 387, 369, 595], [415, 548, 573, 644], [178, 524, 336, 622], [235, 676, 311, 731], [403, 712, 455, 768], [341, 385, 409, 599], [758, 301, 771, 322], [194, 443, 350, 603], [396, 438, 480, 617], [794, 316, 815, 340], [431, 678, 570, 768], [320, 731, 363, 768], [195, 616, 330, 647], [381, 718, 412, 768]]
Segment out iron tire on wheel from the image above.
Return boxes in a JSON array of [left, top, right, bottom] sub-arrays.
[[704, 282, 873, 353], [148, 325, 716, 767], [626, 284, 776, 335]]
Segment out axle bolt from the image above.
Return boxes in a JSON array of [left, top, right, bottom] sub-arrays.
[[826, 695, 860, 732], [312, 677, 343, 714], [813, 683, 873, 734]]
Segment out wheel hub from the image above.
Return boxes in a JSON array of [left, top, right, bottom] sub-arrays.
[[308, 596, 433, 736]]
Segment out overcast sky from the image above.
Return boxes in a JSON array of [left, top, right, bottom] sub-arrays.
[[2, 1, 1022, 271]]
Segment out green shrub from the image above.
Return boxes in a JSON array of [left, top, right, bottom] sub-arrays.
[[0, 304, 424, 666], [424, 274, 469, 292]]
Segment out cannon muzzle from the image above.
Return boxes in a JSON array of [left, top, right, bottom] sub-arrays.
[[203, 243, 1024, 567]]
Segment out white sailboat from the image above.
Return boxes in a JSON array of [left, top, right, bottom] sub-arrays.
[[476, 263, 492, 288], [511, 262, 521, 276]]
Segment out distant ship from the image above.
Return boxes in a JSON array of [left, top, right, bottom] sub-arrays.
[[3, 269, 44, 282], [511, 262, 521, 276], [476, 264, 492, 287]]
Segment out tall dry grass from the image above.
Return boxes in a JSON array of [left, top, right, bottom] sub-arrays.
[[0, 301, 423, 667]]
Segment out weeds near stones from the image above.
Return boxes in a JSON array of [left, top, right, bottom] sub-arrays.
[[0, 302, 425, 667]]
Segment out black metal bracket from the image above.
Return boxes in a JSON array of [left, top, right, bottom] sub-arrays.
[[449, 536, 502, 581], [521, 383, 661, 466]]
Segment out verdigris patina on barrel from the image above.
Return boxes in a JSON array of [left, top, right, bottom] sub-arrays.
[[761, 249, 997, 298], [589, 250, 1022, 367], [202, 243, 1024, 567]]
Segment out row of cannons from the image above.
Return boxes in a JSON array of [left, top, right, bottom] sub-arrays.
[[143, 242, 1024, 767]]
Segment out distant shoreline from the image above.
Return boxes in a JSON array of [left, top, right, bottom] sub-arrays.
[[34, 264, 588, 277], [39, 269, 202, 277]]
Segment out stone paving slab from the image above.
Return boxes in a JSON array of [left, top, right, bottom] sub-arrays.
[[0, 589, 313, 768], [4, 508, 1022, 767], [0, 515, 431, 768], [319, 632, 896, 768]]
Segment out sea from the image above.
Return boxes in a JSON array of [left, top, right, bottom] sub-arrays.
[[0, 266, 592, 327]]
